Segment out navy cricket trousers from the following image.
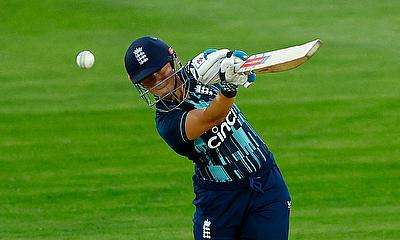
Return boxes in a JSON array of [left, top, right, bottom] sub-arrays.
[[193, 164, 291, 240]]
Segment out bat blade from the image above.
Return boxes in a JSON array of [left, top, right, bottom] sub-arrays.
[[238, 39, 322, 74]]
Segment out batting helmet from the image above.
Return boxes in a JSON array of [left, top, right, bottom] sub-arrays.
[[124, 36, 191, 112], [124, 37, 173, 84]]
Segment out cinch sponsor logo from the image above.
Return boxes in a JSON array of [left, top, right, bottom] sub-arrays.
[[207, 108, 237, 149]]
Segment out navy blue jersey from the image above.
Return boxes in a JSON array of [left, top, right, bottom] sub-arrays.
[[155, 74, 274, 182]]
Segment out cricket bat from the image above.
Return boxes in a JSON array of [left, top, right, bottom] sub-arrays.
[[237, 39, 322, 74]]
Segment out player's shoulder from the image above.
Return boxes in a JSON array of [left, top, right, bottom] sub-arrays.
[[156, 108, 181, 119], [155, 108, 192, 152], [155, 108, 187, 129]]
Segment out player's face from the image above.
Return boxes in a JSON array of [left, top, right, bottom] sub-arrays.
[[141, 63, 183, 101]]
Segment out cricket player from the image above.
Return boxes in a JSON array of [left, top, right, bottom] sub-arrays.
[[124, 36, 291, 240]]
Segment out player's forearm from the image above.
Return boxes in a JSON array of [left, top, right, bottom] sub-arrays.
[[203, 93, 235, 125], [185, 92, 235, 140], [202, 69, 239, 125]]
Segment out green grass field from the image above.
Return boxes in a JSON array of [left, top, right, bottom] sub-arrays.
[[1, 0, 399, 239]]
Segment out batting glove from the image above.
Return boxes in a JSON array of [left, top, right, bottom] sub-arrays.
[[188, 49, 229, 85], [220, 51, 257, 89], [219, 52, 237, 98], [231, 50, 257, 88]]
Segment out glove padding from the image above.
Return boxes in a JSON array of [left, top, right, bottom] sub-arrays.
[[220, 51, 256, 88], [188, 49, 229, 85], [189, 49, 256, 88]]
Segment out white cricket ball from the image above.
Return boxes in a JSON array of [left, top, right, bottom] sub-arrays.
[[76, 50, 95, 69]]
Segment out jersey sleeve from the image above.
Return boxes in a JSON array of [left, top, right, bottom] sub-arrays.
[[155, 109, 194, 157]]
